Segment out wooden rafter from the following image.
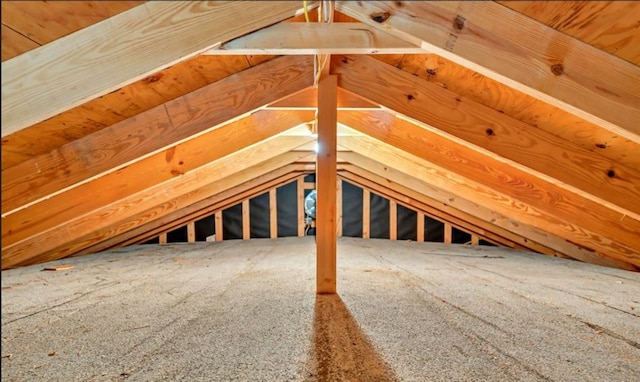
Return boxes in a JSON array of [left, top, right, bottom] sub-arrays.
[[335, 1, 640, 143], [2, 56, 315, 214], [2, 118, 315, 247], [332, 55, 640, 218], [337, 135, 640, 270], [79, 167, 310, 254], [339, 170, 536, 253], [1, 1, 315, 137], [1, 138, 315, 269]]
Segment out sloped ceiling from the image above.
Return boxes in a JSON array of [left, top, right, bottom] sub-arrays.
[[1, 1, 639, 271]]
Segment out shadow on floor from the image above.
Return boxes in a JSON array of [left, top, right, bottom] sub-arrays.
[[303, 294, 399, 382]]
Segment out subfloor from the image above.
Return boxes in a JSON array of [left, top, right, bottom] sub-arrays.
[[2, 237, 639, 381]]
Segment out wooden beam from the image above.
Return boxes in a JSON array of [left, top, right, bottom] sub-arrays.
[[471, 235, 480, 246], [1, 1, 313, 136], [267, 86, 378, 109], [338, 111, 640, 264], [159, 233, 167, 245], [416, 212, 425, 243], [389, 200, 397, 241], [270, 189, 278, 239], [3, 118, 314, 248], [2, 56, 315, 214], [215, 213, 223, 242], [297, 177, 305, 237], [338, 168, 532, 253], [121, 171, 308, 250], [316, 75, 338, 294], [336, 179, 343, 237], [363, 189, 370, 239], [80, 166, 307, 255], [332, 55, 640, 218], [242, 200, 250, 240], [335, 1, 640, 142], [338, 139, 639, 271], [206, 22, 424, 55], [444, 222, 452, 244], [1, 140, 315, 269], [187, 222, 196, 243]]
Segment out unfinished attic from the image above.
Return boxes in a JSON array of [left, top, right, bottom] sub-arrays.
[[1, 1, 639, 380]]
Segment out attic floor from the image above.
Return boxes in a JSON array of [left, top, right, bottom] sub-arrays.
[[1, 237, 639, 381]]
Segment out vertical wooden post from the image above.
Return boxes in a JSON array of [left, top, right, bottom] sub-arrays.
[[242, 200, 250, 240], [417, 212, 425, 242], [336, 179, 343, 237], [362, 189, 370, 239], [297, 177, 305, 237], [215, 212, 223, 241], [269, 189, 278, 239], [444, 222, 452, 244], [389, 201, 397, 241], [159, 232, 167, 245], [187, 222, 196, 243], [316, 74, 338, 294], [471, 234, 479, 245]]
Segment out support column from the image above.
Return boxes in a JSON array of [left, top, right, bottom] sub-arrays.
[[316, 75, 338, 294]]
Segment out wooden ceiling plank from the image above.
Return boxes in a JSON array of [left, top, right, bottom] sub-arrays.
[[337, 121, 640, 268], [498, 1, 640, 65], [2, 55, 315, 214], [1, 55, 253, 170], [2, 111, 315, 247], [1, 24, 40, 62], [1, 141, 315, 269], [0, 1, 144, 49], [205, 22, 425, 55], [1, 1, 314, 137], [338, 144, 637, 271], [332, 55, 640, 219], [335, 1, 640, 143], [390, 54, 640, 171]]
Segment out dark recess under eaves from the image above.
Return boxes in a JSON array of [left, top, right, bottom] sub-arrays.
[[148, 177, 486, 246]]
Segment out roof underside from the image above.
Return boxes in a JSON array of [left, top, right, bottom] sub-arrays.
[[1, 1, 639, 270]]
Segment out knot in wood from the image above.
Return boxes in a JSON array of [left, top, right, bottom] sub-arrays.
[[551, 64, 564, 76], [453, 15, 466, 31], [371, 12, 390, 23]]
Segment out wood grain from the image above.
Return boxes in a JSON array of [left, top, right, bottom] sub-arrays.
[[3, 117, 314, 247], [340, 169, 535, 253], [267, 86, 379, 109], [333, 55, 640, 218], [2, 146, 314, 269], [2, 56, 314, 213], [338, 112, 640, 262], [1, 54, 252, 170], [207, 22, 424, 55], [316, 75, 338, 294], [340, 146, 640, 271], [2, 1, 310, 136], [388, 54, 640, 171], [1, 24, 39, 62], [335, 1, 640, 142], [499, 1, 640, 65]]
